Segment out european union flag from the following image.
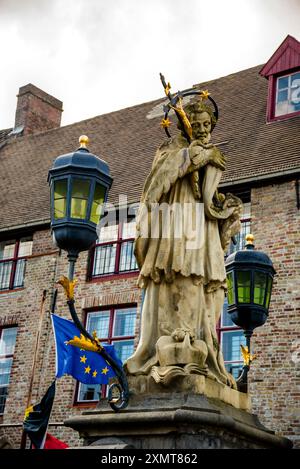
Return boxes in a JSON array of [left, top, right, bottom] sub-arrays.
[[51, 314, 122, 385]]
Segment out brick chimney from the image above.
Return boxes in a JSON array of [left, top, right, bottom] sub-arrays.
[[14, 84, 63, 136]]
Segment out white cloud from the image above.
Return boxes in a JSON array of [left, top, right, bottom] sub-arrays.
[[0, 0, 300, 129]]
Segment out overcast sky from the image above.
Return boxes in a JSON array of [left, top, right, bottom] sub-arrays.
[[1, 0, 300, 130]]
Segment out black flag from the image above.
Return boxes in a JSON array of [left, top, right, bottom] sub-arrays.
[[23, 380, 56, 449]]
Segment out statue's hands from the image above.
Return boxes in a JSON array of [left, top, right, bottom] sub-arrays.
[[207, 147, 226, 171], [189, 142, 226, 171], [189, 144, 207, 166]]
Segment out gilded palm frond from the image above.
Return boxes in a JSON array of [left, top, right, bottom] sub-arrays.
[[57, 276, 77, 300], [67, 333, 103, 353], [241, 344, 256, 366]]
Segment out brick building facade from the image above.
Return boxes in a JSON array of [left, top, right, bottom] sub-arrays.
[[0, 36, 299, 448]]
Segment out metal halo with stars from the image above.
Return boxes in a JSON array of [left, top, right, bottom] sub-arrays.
[[159, 73, 219, 142]]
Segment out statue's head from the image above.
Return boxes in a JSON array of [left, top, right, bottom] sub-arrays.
[[175, 100, 217, 143], [185, 101, 217, 129], [184, 100, 217, 143]]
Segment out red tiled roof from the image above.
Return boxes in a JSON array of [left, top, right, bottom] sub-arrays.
[[0, 65, 299, 231]]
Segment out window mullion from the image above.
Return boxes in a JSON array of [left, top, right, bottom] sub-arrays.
[[108, 308, 115, 343], [102, 242, 108, 274], [98, 308, 115, 399], [114, 223, 123, 274], [216, 318, 221, 342], [9, 240, 19, 290]]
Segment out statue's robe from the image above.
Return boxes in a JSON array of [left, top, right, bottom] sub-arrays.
[[125, 135, 242, 386]]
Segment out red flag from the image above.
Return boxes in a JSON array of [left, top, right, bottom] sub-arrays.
[[33, 432, 68, 449], [44, 433, 68, 449]]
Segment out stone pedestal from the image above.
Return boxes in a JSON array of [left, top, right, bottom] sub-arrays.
[[65, 376, 292, 449]]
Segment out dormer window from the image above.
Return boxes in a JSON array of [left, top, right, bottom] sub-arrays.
[[275, 71, 300, 117], [260, 35, 300, 122]]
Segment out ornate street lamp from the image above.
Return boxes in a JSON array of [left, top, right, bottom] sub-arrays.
[[48, 136, 129, 410], [48, 135, 112, 265], [225, 234, 276, 392]]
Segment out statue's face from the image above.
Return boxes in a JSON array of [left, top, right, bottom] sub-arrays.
[[190, 111, 212, 143]]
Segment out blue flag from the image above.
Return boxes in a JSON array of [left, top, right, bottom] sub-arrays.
[[51, 314, 122, 385]]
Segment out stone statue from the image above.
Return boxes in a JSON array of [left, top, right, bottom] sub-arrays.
[[125, 99, 243, 390]]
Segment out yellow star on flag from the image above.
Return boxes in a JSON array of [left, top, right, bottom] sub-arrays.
[[92, 370, 98, 378], [80, 355, 87, 363], [101, 367, 109, 375], [84, 365, 91, 374]]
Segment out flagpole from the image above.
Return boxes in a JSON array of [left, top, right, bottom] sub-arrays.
[[20, 289, 48, 449]]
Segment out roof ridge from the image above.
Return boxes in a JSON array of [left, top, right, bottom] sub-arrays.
[[0, 127, 13, 134], [193, 64, 264, 87], [9, 64, 267, 142], [3, 96, 165, 142]]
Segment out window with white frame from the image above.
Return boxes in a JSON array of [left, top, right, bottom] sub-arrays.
[[275, 71, 300, 117], [0, 237, 33, 291], [90, 220, 138, 278], [228, 201, 251, 255], [217, 299, 246, 380], [0, 326, 18, 414], [76, 306, 137, 403]]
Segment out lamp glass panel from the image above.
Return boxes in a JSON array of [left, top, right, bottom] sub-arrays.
[[265, 276, 273, 309], [71, 179, 90, 219], [254, 271, 267, 305], [227, 272, 234, 305], [237, 271, 251, 303], [54, 179, 67, 219], [90, 183, 106, 224]]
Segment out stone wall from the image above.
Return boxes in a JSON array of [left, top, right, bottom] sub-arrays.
[[250, 179, 300, 448]]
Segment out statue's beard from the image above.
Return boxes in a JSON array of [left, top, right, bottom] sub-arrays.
[[197, 133, 211, 145]]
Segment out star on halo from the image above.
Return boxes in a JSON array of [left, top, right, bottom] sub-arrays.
[[199, 89, 210, 100]]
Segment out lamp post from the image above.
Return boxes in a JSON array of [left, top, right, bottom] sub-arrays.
[[225, 234, 276, 392], [48, 135, 129, 410]]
